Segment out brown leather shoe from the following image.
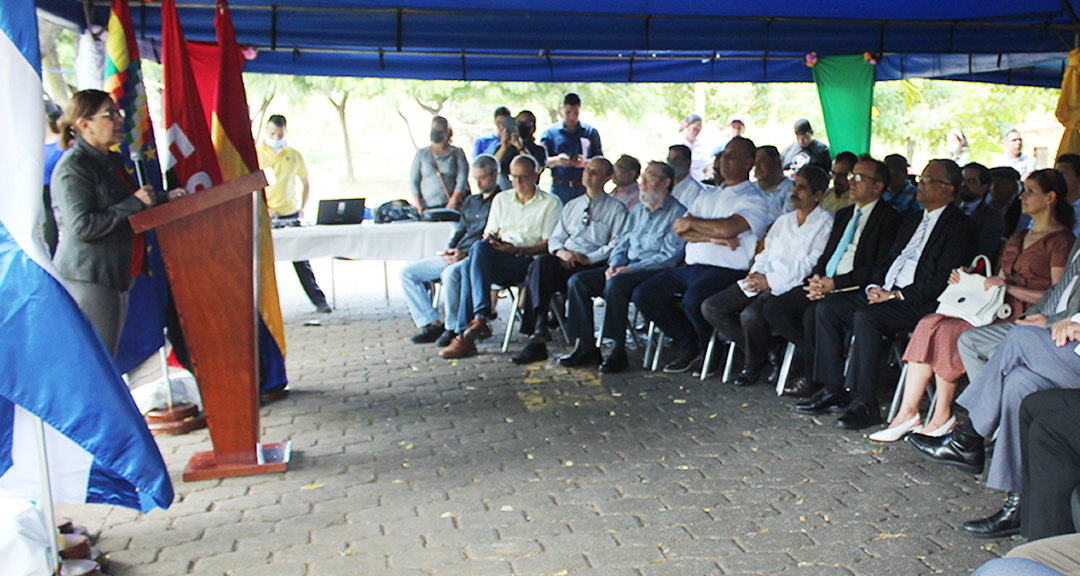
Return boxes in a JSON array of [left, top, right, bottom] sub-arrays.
[[462, 318, 493, 342], [439, 336, 477, 358], [782, 376, 822, 398]]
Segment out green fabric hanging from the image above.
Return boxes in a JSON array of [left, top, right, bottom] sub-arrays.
[[813, 55, 875, 156]]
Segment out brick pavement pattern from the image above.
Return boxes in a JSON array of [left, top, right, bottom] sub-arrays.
[[61, 264, 1025, 575]]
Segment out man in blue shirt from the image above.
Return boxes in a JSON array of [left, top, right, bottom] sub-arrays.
[[882, 154, 922, 214], [558, 161, 688, 373], [472, 106, 511, 159], [541, 92, 603, 204]]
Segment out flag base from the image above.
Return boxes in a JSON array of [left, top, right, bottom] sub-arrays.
[[182, 441, 291, 482], [145, 403, 207, 436]]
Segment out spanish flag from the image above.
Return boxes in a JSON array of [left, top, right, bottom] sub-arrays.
[[210, 0, 288, 390]]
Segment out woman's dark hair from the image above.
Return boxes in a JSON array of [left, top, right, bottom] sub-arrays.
[[1028, 168, 1076, 231], [45, 100, 63, 134], [59, 89, 112, 150]]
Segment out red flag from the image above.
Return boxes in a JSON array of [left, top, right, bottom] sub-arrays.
[[161, 0, 222, 192]]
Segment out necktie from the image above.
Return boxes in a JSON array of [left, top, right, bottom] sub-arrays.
[[825, 207, 861, 278], [883, 212, 930, 291]]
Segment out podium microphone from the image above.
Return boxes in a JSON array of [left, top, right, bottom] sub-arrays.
[[130, 149, 146, 187]]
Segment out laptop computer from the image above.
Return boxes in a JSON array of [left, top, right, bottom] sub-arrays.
[[316, 198, 366, 225]]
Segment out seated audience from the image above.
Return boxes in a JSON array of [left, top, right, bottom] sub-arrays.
[[959, 162, 1007, 259], [1054, 153, 1080, 236], [402, 155, 503, 345], [439, 155, 561, 358], [633, 137, 770, 374], [701, 166, 833, 384], [873, 169, 1073, 443], [989, 166, 1026, 237], [795, 159, 977, 430], [780, 118, 830, 176], [763, 156, 902, 398], [753, 145, 795, 223], [511, 158, 628, 364], [668, 144, 707, 208], [610, 154, 641, 209], [559, 161, 688, 373], [820, 151, 858, 214], [1018, 389, 1080, 541], [910, 322, 1080, 538], [882, 153, 921, 215]]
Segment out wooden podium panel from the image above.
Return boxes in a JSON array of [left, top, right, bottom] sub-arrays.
[[131, 171, 289, 481]]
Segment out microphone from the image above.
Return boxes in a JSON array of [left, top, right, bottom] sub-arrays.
[[130, 149, 146, 187]]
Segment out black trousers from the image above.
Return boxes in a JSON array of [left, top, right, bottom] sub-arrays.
[[293, 260, 327, 306], [700, 283, 775, 371], [633, 264, 745, 353], [1020, 388, 1080, 541], [814, 291, 931, 405], [519, 254, 601, 335], [566, 267, 657, 349], [761, 286, 817, 376]]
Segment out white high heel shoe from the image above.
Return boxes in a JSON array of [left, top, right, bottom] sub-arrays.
[[920, 416, 956, 437], [868, 415, 922, 443]]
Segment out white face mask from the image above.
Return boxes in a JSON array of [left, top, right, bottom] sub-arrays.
[[264, 137, 286, 149]]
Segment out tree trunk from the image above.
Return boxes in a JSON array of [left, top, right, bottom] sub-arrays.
[[397, 109, 418, 150], [39, 21, 71, 105], [252, 91, 275, 136], [414, 96, 446, 116], [328, 92, 355, 181]]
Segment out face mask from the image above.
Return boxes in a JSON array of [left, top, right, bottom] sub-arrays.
[[264, 137, 285, 149], [430, 129, 445, 143], [946, 141, 962, 154]]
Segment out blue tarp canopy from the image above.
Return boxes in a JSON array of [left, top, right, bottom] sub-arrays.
[[35, 0, 1080, 86]]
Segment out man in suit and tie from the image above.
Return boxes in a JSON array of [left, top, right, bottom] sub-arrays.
[[794, 159, 978, 429], [959, 162, 1006, 260], [762, 156, 903, 398]]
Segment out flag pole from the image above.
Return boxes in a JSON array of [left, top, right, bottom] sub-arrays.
[[160, 328, 175, 410], [33, 414, 61, 574]]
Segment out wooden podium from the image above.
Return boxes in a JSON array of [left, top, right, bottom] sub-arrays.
[[130, 171, 290, 481]]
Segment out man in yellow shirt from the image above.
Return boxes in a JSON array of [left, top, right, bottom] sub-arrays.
[[257, 115, 331, 313]]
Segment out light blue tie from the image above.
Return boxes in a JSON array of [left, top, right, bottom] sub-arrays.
[[825, 207, 861, 277]]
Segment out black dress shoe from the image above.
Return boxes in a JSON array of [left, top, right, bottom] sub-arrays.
[[836, 398, 883, 430], [315, 301, 333, 314], [764, 348, 783, 383], [794, 389, 852, 415], [731, 368, 762, 387], [600, 349, 630, 373], [558, 342, 603, 367], [908, 424, 985, 474], [962, 493, 1021, 539], [512, 342, 548, 365], [411, 323, 445, 344], [782, 376, 822, 399], [435, 330, 456, 347], [663, 349, 702, 374]]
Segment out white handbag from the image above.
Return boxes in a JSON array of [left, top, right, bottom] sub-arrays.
[[935, 255, 1012, 327]]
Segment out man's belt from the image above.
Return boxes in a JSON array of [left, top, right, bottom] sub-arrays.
[[553, 179, 584, 187]]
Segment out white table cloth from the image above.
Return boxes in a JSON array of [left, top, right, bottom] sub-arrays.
[[271, 221, 456, 262]]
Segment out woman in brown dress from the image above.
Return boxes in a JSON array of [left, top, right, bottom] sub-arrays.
[[870, 168, 1074, 442]]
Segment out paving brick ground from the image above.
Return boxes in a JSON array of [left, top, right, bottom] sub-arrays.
[[60, 260, 1026, 575]]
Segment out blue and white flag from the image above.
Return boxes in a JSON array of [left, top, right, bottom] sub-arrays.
[[0, 0, 173, 513]]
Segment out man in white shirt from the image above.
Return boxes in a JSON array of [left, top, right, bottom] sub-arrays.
[[795, 159, 978, 430], [753, 145, 794, 224], [633, 136, 771, 374], [700, 166, 833, 384], [440, 155, 562, 359], [668, 144, 706, 209], [994, 129, 1038, 181]]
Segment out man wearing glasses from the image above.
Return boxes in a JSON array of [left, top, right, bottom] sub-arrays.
[[762, 156, 902, 398], [510, 158, 628, 364], [793, 159, 977, 430]]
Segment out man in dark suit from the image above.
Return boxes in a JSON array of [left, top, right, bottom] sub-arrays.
[[794, 159, 978, 429], [989, 166, 1024, 237], [959, 162, 1006, 259], [763, 156, 902, 398]]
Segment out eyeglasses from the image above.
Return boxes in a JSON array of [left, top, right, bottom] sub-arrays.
[[582, 204, 592, 226], [89, 110, 124, 122], [848, 173, 877, 183], [917, 175, 949, 187]]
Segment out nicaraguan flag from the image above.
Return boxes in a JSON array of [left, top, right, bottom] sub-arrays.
[[0, 0, 173, 513]]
